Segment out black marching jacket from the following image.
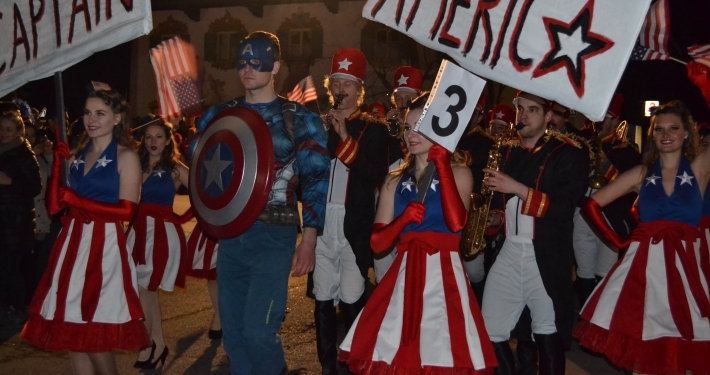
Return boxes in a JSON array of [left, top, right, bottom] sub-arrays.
[[0, 139, 42, 247]]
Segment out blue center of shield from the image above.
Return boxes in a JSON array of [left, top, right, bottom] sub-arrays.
[[201, 143, 234, 196]]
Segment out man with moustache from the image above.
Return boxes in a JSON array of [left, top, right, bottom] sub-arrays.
[[481, 91, 589, 375], [311, 48, 389, 375], [193, 31, 330, 375]]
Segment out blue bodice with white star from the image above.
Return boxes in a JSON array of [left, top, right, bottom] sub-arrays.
[[639, 157, 701, 226], [394, 170, 458, 235], [69, 139, 120, 203], [140, 167, 176, 206]]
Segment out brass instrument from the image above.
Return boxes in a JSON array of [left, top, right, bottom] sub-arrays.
[[324, 93, 347, 130], [459, 123, 518, 258], [588, 134, 608, 189], [615, 120, 629, 143]]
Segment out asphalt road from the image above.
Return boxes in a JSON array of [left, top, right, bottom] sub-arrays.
[[0, 195, 626, 374]]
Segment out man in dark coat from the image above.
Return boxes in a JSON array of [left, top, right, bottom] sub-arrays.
[[481, 91, 589, 375]]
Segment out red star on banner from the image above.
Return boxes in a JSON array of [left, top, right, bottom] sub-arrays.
[[532, 0, 614, 98]]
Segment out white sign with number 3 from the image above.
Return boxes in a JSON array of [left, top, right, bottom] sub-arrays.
[[415, 60, 486, 153]]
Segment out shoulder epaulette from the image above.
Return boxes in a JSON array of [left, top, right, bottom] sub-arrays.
[[545, 131, 582, 149], [566, 133, 594, 161], [360, 113, 389, 127], [503, 138, 521, 149], [470, 126, 495, 141]]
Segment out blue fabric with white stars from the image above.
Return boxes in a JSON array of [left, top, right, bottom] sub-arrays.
[[141, 168, 176, 206], [69, 139, 120, 203], [394, 170, 458, 235], [639, 156, 701, 226]]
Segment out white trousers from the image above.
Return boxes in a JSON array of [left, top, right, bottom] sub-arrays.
[[481, 236, 557, 342], [464, 253, 486, 283], [373, 247, 398, 284], [572, 208, 618, 279], [313, 203, 365, 304]]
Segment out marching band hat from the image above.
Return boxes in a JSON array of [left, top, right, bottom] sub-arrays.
[[490, 104, 516, 126], [330, 48, 367, 84], [367, 102, 385, 116], [475, 94, 487, 112], [513, 90, 553, 111], [607, 93, 624, 119], [393, 66, 423, 93]]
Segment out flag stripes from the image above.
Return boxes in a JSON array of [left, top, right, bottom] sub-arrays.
[[636, 0, 670, 61], [287, 76, 318, 104], [689, 44, 710, 69], [150, 37, 201, 121]]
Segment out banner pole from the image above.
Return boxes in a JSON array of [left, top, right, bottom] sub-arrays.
[[54, 71, 69, 187], [669, 56, 688, 65]]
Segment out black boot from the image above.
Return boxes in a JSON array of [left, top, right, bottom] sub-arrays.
[[534, 333, 565, 375], [575, 277, 597, 307], [315, 300, 338, 375], [470, 280, 485, 307], [492, 341, 516, 375], [339, 294, 366, 332], [515, 340, 538, 375]]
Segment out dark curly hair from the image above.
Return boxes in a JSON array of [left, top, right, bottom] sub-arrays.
[[75, 87, 134, 157], [642, 100, 698, 173], [137, 119, 181, 177]]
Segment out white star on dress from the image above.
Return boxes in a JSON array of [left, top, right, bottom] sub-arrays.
[[430, 178, 439, 192], [397, 75, 409, 86], [338, 58, 352, 70], [152, 168, 166, 177], [495, 111, 505, 119], [645, 174, 660, 186], [677, 171, 694, 186], [203, 144, 233, 191], [401, 177, 415, 193], [72, 159, 85, 170], [95, 155, 112, 168]]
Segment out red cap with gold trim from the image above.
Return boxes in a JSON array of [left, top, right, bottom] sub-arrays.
[[330, 48, 367, 84], [393, 66, 423, 94], [490, 104, 516, 126], [607, 93, 624, 118], [367, 102, 385, 116]]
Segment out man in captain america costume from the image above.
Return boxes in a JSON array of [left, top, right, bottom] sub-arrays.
[[191, 31, 330, 375]]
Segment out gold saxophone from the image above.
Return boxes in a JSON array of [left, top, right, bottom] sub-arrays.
[[459, 124, 517, 258]]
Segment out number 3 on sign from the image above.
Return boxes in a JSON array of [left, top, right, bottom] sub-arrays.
[[415, 60, 486, 153]]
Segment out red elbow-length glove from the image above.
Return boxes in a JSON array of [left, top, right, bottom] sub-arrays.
[[371, 202, 425, 253], [428, 145, 467, 232], [60, 187, 138, 222], [580, 197, 630, 252], [46, 140, 70, 215], [688, 61, 710, 108]]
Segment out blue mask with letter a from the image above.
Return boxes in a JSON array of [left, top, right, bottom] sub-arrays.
[[236, 36, 276, 72]]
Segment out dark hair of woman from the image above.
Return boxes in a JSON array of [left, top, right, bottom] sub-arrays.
[[0, 112, 25, 136], [138, 119, 181, 177], [74, 87, 134, 157], [392, 91, 467, 182], [641, 100, 698, 173]]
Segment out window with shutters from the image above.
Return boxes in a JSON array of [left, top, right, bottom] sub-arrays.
[[289, 29, 312, 60], [277, 11, 323, 63], [204, 11, 248, 70]]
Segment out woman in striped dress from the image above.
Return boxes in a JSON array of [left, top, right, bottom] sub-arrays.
[[186, 224, 221, 339], [127, 119, 190, 368], [22, 85, 149, 375]]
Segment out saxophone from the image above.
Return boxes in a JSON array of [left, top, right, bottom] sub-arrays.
[[459, 125, 517, 258]]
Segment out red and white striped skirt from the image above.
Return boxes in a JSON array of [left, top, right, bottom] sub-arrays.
[[22, 211, 150, 352], [339, 231, 497, 375], [575, 220, 710, 375], [186, 224, 219, 280], [127, 204, 187, 292]]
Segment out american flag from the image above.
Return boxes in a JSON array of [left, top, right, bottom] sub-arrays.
[[150, 37, 202, 121], [287, 76, 318, 104], [636, 0, 670, 61], [631, 43, 668, 61], [688, 44, 710, 69]]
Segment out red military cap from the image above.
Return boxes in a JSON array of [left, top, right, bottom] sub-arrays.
[[607, 93, 624, 118], [330, 48, 367, 84], [393, 66, 423, 94], [513, 90, 553, 111], [368, 102, 385, 116], [475, 93, 487, 112], [490, 104, 516, 126]]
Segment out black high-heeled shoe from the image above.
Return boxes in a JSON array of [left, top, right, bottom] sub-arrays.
[[133, 341, 156, 369], [144, 345, 169, 369], [208, 329, 222, 340]]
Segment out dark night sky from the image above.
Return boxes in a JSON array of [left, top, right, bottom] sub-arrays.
[[7, 0, 710, 125]]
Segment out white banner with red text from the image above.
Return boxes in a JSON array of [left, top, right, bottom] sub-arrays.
[[363, 0, 651, 121], [0, 0, 152, 97]]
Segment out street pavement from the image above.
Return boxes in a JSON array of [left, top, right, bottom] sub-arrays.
[[0, 196, 626, 374]]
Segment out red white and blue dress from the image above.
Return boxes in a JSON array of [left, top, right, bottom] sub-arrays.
[[22, 139, 149, 352], [697, 182, 710, 299], [339, 171, 497, 375], [186, 224, 219, 280], [127, 168, 187, 292], [575, 157, 710, 375]]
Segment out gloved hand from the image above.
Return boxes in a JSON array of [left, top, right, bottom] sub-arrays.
[[428, 145, 467, 232], [46, 138, 70, 215], [60, 187, 138, 222], [370, 202, 426, 253], [580, 197, 630, 252], [688, 61, 710, 107]]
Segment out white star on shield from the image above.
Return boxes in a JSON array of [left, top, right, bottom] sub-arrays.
[[645, 174, 660, 186], [338, 58, 352, 70], [203, 144, 233, 191], [677, 171, 694, 186], [72, 159, 85, 170], [397, 75, 409, 85], [401, 177, 414, 193], [95, 155, 112, 168]]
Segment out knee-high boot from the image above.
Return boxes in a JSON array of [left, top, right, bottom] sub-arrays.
[[339, 293, 366, 332], [534, 333, 565, 375], [492, 341, 516, 375], [515, 339, 538, 375], [315, 300, 338, 375], [575, 277, 597, 307]]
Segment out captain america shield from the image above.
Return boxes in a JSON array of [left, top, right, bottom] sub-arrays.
[[189, 106, 274, 239]]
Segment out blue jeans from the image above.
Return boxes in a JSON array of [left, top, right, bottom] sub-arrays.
[[217, 222, 297, 375]]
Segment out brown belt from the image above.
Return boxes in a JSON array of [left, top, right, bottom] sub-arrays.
[[257, 205, 301, 226]]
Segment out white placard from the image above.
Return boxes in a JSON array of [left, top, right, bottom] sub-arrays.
[[414, 60, 486, 153], [0, 0, 153, 97], [363, 0, 651, 121]]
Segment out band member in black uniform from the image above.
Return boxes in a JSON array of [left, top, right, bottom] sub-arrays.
[[573, 93, 640, 303], [481, 91, 589, 375], [311, 48, 390, 375]]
